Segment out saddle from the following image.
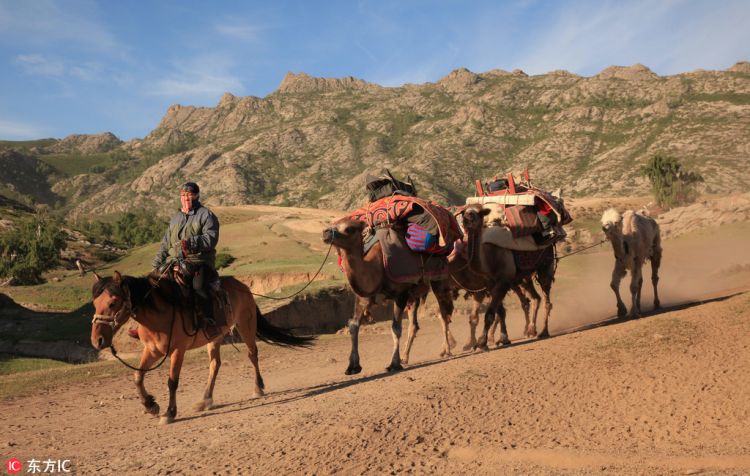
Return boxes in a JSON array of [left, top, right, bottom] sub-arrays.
[[169, 263, 229, 331]]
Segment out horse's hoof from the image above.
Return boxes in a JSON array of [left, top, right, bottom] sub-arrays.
[[617, 306, 627, 318], [345, 365, 362, 375], [193, 398, 213, 412], [158, 415, 175, 425], [654, 300, 661, 310], [145, 403, 160, 416], [386, 363, 404, 372]]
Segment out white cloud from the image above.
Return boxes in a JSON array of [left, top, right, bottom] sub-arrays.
[[14, 54, 65, 76], [0, 0, 117, 51], [14, 53, 103, 81], [215, 22, 261, 42], [149, 55, 244, 99], [0, 119, 45, 139]]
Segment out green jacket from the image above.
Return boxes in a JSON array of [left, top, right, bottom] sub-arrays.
[[153, 201, 219, 269]]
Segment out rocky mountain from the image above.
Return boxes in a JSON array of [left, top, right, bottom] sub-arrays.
[[2, 61, 750, 218]]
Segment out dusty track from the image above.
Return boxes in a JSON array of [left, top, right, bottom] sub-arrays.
[[3, 226, 750, 475]]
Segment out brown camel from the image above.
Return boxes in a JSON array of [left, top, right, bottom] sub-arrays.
[[460, 205, 556, 350], [601, 208, 662, 318], [90, 271, 310, 425], [448, 248, 544, 349], [322, 220, 455, 374]]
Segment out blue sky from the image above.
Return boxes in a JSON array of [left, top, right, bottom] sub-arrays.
[[1, 0, 748, 141]]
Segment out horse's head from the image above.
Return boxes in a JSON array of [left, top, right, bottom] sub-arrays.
[[90, 271, 133, 350], [322, 220, 367, 250], [601, 208, 623, 238], [461, 204, 490, 232]]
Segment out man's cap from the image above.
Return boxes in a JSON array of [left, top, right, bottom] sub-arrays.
[[181, 182, 200, 194]]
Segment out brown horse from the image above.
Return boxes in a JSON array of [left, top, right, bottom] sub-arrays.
[[90, 271, 311, 425]]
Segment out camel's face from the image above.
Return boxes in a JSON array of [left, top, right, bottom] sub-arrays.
[[461, 206, 490, 232], [601, 208, 623, 238], [322, 220, 366, 249]]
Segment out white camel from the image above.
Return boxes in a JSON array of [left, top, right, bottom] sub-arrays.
[[601, 208, 662, 318]]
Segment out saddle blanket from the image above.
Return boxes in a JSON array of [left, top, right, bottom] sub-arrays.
[[348, 195, 461, 251]]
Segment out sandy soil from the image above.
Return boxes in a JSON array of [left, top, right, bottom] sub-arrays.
[[3, 225, 750, 475]]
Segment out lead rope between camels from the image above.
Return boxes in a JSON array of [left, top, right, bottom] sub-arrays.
[[251, 241, 335, 300], [554, 239, 607, 261]]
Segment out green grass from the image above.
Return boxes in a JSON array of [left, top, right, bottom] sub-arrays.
[[0, 353, 71, 375], [0, 138, 57, 151]]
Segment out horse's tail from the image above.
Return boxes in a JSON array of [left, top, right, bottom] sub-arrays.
[[255, 305, 315, 347]]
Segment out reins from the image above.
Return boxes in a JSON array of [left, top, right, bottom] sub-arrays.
[[251, 241, 335, 301], [109, 304, 176, 373]]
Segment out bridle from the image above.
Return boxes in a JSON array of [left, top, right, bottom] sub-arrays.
[[91, 286, 133, 330]]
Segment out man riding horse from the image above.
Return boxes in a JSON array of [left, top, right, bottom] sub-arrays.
[[128, 181, 221, 338]]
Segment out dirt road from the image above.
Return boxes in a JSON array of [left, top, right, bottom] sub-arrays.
[[3, 226, 750, 475]]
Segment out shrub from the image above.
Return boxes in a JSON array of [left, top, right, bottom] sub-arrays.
[[641, 154, 704, 208], [215, 252, 236, 270], [0, 216, 67, 284]]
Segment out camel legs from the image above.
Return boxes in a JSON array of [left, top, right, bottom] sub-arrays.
[[160, 347, 185, 425], [194, 342, 221, 411], [134, 349, 160, 417], [386, 294, 408, 372], [629, 260, 645, 319], [535, 270, 554, 339], [610, 262, 628, 318], [651, 249, 662, 310], [477, 283, 511, 351], [462, 293, 483, 351], [345, 297, 368, 375], [517, 280, 540, 339], [401, 297, 421, 365], [431, 280, 456, 358]]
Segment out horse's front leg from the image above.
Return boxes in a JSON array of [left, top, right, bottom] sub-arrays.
[[134, 349, 160, 417], [194, 342, 221, 411], [160, 347, 185, 425]]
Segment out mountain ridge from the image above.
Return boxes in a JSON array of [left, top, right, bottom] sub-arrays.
[[1, 61, 749, 219]]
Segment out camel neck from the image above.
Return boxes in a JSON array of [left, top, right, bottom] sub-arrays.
[[608, 234, 627, 260], [337, 242, 381, 297], [465, 226, 484, 275]]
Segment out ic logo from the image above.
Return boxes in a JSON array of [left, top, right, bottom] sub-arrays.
[[6, 458, 22, 474]]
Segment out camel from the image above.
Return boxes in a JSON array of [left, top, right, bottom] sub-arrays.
[[322, 220, 456, 374], [459, 205, 557, 350], [601, 208, 662, 318], [90, 271, 311, 425], [448, 250, 547, 350]]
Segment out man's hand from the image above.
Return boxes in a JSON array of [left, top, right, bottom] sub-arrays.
[[174, 240, 191, 258]]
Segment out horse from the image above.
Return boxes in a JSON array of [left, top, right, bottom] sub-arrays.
[[90, 270, 311, 425]]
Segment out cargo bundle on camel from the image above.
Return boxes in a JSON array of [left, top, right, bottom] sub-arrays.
[[323, 170, 461, 374], [454, 169, 573, 349]]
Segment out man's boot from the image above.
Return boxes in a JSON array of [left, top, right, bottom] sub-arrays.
[[199, 293, 221, 340]]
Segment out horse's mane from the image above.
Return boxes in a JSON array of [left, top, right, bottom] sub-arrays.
[[92, 273, 188, 310]]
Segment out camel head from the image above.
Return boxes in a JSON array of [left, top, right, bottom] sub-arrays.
[[461, 205, 491, 233], [322, 220, 367, 251], [601, 208, 623, 239]]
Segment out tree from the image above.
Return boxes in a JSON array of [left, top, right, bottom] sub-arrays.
[[0, 216, 67, 284], [641, 154, 703, 208]]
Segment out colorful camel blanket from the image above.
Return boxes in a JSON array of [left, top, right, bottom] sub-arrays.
[[347, 195, 462, 252]]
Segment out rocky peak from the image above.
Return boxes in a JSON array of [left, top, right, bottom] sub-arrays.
[[277, 72, 377, 94], [728, 61, 750, 73], [218, 92, 238, 108], [595, 64, 658, 80], [437, 68, 481, 91], [50, 132, 122, 154]]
